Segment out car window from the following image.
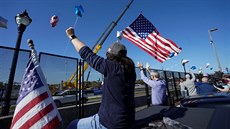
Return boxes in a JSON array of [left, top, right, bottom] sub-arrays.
[[70, 91, 76, 95], [56, 91, 65, 95], [55, 90, 79, 96], [65, 91, 71, 95]]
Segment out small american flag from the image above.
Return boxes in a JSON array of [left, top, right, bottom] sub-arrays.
[[0, 16, 8, 29], [122, 14, 182, 62], [10, 50, 62, 129]]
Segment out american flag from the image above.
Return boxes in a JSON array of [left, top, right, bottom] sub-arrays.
[[0, 16, 8, 29], [122, 14, 182, 62], [10, 50, 62, 129]]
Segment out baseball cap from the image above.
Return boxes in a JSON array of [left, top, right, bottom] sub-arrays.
[[150, 72, 155, 76], [185, 74, 190, 78], [107, 42, 127, 57], [203, 73, 209, 77]]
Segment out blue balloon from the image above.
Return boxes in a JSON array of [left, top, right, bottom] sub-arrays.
[[210, 67, 213, 70], [191, 66, 196, 70], [169, 52, 175, 58], [75, 5, 84, 17]]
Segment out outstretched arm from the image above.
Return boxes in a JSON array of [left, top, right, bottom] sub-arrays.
[[137, 62, 143, 70], [213, 85, 229, 92], [190, 70, 196, 81], [146, 63, 151, 75]]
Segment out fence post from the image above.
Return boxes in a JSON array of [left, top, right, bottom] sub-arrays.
[[172, 72, 179, 101], [143, 69, 151, 107], [164, 71, 174, 106]]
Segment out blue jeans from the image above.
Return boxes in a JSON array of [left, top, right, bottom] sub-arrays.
[[67, 114, 107, 129]]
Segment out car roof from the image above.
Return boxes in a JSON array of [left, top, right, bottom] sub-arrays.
[[181, 93, 230, 107]]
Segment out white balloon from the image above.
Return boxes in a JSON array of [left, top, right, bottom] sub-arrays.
[[182, 59, 189, 65], [206, 63, 210, 68]]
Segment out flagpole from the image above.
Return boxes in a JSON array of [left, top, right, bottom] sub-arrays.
[[28, 39, 35, 51], [9, 39, 62, 129]]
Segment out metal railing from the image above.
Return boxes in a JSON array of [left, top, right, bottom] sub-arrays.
[[0, 45, 188, 116]]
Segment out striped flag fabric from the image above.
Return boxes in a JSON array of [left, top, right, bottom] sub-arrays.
[[0, 16, 8, 29], [10, 49, 62, 129], [122, 14, 182, 62]]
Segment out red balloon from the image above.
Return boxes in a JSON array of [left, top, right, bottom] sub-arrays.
[[50, 15, 59, 27]]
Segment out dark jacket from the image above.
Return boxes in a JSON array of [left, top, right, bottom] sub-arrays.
[[79, 46, 136, 129], [196, 82, 217, 95]]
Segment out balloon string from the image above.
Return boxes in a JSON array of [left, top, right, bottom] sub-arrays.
[[63, 16, 79, 55], [73, 16, 79, 28]]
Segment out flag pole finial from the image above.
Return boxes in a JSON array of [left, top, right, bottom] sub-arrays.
[[27, 39, 34, 50]]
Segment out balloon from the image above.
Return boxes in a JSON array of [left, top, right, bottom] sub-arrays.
[[169, 52, 175, 58], [206, 63, 210, 68], [191, 66, 196, 70], [50, 15, 59, 27], [75, 5, 84, 17]]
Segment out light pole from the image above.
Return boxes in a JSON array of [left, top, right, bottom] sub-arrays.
[[182, 59, 189, 74], [1, 10, 32, 116], [208, 28, 222, 72]]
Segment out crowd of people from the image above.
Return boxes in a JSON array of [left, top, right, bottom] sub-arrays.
[[179, 70, 230, 98]]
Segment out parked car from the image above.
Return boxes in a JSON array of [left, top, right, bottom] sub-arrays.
[[52, 89, 88, 107], [93, 87, 102, 95], [180, 92, 230, 108]]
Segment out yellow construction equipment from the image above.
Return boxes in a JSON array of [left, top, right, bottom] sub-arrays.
[[63, 44, 102, 89], [63, 0, 134, 89]]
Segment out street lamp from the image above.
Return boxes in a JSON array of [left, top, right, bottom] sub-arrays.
[[182, 59, 189, 74], [208, 28, 222, 72], [1, 10, 32, 116]]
